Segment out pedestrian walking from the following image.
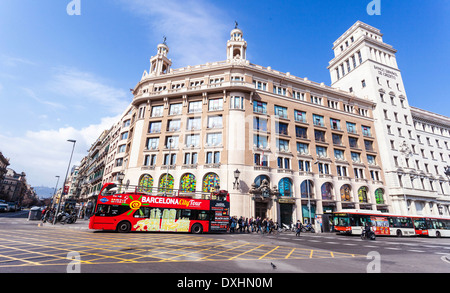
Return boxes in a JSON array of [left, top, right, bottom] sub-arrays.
[[295, 220, 302, 237]]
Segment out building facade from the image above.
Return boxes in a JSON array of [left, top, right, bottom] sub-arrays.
[[117, 26, 388, 226], [328, 21, 450, 216]]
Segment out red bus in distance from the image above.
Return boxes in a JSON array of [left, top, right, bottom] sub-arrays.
[[89, 183, 230, 234]]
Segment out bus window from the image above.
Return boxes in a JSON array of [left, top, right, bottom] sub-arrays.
[[350, 214, 370, 226], [196, 210, 211, 221], [95, 204, 130, 217], [134, 207, 151, 218], [180, 209, 192, 219]]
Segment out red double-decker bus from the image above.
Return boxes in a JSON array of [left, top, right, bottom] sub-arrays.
[[89, 183, 230, 233]]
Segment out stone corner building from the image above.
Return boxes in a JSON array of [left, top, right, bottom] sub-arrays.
[[77, 21, 450, 225]]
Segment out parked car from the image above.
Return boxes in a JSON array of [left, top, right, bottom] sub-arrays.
[[0, 203, 8, 212]]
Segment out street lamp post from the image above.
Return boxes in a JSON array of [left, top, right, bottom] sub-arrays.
[[164, 138, 173, 196], [53, 139, 76, 225], [233, 169, 240, 190]]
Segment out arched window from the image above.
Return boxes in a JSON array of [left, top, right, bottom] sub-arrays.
[[180, 173, 196, 192], [278, 178, 293, 197], [358, 186, 368, 203], [340, 184, 351, 202], [321, 182, 333, 200], [203, 173, 220, 192], [138, 174, 153, 193], [159, 174, 174, 193], [301, 180, 314, 198], [375, 188, 385, 204], [254, 175, 270, 188]]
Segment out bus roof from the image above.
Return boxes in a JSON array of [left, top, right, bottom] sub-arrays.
[[334, 210, 450, 220]]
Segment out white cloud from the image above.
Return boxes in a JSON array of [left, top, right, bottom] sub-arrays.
[[0, 115, 120, 187], [23, 87, 66, 109], [47, 67, 131, 114], [123, 0, 229, 67]]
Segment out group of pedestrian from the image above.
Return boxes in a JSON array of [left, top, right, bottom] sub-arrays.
[[228, 216, 307, 237], [228, 216, 280, 235]]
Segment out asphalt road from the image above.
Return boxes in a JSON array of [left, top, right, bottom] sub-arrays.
[[0, 212, 449, 275]]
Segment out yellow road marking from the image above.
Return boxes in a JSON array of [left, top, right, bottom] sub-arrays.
[[259, 246, 279, 260]]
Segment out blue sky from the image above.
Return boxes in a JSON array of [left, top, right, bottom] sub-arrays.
[[0, 0, 448, 187]]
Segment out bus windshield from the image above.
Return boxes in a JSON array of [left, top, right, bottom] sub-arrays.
[[334, 214, 350, 226]]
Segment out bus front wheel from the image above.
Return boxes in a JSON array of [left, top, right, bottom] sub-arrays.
[[191, 223, 203, 234], [117, 221, 131, 233]]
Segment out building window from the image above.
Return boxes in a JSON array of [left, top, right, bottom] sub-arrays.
[[334, 149, 345, 160], [313, 114, 324, 127], [349, 137, 358, 148], [203, 173, 220, 192], [375, 188, 384, 204], [186, 117, 201, 130], [351, 152, 361, 163], [254, 153, 268, 166], [276, 138, 289, 152], [253, 101, 267, 114], [206, 133, 222, 146], [321, 182, 333, 200], [253, 116, 268, 132], [295, 126, 308, 139], [361, 125, 372, 137], [318, 163, 330, 174], [253, 80, 267, 91], [180, 173, 196, 192], [159, 174, 174, 193], [163, 154, 176, 165], [149, 121, 162, 133], [346, 122, 357, 134], [298, 160, 311, 172], [367, 155, 376, 165], [314, 130, 326, 142], [120, 132, 128, 140], [330, 118, 341, 130], [337, 166, 348, 177], [230, 96, 244, 109], [293, 91, 305, 100], [118, 144, 126, 153], [169, 103, 182, 115], [138, 174, 153, 192], [277, 157, 291, 170], [254, 134, 268, 149], [361, 80, 366, 88], [297, 142, 309, 155], [316, 146, 327, 158], [276, 122, 289, 135], [278, 178, 293, 197], [332, 134, 343, 146], [358, 186, 368, 203], [208, 98, 223, 111], [206, 152, 220, 164], [146, 137, 159, 150], [311, 95, 322, 105], [185, 134, 200, 147], [151, 105, 164, 117], [340, 184, 351, 201], [167, 119, 181, 132], [274, 105, 288, 119], [294, 110, 307, 123], [164, 136, 178, 148], [364, 140, 374, 151], [273, 85, 287, 96], [207, 115, 223, 128], [188, 101, 202, 113]]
